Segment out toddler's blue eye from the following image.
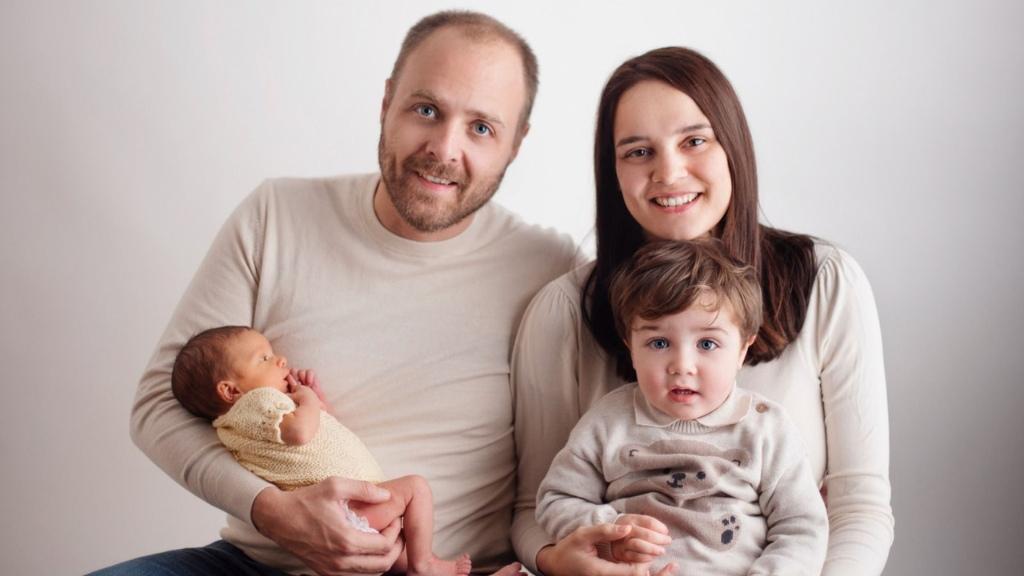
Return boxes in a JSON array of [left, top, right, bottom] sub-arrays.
[[698, 339, 718, 351], [649, 338, 669, 350]]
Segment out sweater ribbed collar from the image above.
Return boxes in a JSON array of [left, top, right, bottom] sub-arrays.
[[358, 173, 493, 259], [632, 385, 752, 432]]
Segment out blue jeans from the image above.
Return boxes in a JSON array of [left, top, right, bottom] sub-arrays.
[[86, 540, 290, 576]]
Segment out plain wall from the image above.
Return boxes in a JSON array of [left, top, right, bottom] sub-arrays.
[[2, 0, 1022, 573]]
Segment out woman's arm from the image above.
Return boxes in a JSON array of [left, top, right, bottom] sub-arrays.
[[815, 248, 895, 575], [512, 273, 670, 576], [511, 278, 585, 571]]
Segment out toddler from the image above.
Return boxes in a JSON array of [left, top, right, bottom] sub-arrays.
[[172, 326, 471, 576], [536, 239, 828, 575]]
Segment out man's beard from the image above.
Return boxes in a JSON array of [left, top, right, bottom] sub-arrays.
[[378, 133, 506, 233]]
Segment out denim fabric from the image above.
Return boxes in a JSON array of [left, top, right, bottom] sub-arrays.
[[86, 540, 290, 576]]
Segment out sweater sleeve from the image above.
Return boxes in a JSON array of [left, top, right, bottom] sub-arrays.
[[510, 277, 584, 572], [815, 248, 895, 575], [130, 181, 274, 524], [749, 412, 829, 575], [215, 388, 296, 444], [535, 411, 620, 542]]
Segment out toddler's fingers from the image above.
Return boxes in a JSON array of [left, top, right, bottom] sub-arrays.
[[625, 525, 672, 546], [624, 537, 666, 558]]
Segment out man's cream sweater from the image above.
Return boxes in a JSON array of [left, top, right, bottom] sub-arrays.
[[132, 173, 576, 573]]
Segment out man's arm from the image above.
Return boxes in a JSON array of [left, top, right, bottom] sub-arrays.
[[131, 181, 402, 574], [131, 184, 269, 520]]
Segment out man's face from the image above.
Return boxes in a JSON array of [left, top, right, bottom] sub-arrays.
[[377, 27, 528, 241]]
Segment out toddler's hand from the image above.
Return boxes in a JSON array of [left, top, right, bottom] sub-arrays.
[[610, 514, 671, 564]]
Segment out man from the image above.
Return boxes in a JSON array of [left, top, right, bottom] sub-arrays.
[[98, 11, 576, 576]]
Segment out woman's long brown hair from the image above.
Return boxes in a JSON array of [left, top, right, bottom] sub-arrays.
[[584, 47, 816, 380]]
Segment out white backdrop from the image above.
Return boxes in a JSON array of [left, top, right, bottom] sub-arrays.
[[2, 1, 1023, 574]]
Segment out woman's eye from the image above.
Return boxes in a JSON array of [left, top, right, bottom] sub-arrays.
[[686, 136, 707, 147], [698, 339, 718, 351], [626, 148, 650, 159], [649, 338, 669, 350], [472, 122, 492, 136], [415, 105, 436, 118]]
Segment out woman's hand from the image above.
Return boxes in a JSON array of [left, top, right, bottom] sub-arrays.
[[536, 523, 676, 576], [609, 514, 671, 564]]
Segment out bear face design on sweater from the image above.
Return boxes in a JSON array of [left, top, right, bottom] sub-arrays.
[[612, 438, 751, 551]]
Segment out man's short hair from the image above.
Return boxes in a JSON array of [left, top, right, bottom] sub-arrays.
[[609, 239, 763, 345], [390, 10, 539, 132], [171, 325, 251, 420]]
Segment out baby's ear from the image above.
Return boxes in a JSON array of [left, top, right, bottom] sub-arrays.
[[216, 380, 242, 404]]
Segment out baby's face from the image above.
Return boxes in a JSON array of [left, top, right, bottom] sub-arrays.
[[628, 301, 751, 421], [226, 330, 290, 394]]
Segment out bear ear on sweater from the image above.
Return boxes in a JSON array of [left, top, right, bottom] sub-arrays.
[[216, 380, 243, 405]]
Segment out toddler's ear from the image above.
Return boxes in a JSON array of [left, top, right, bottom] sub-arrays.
[[216, 380, 243, 404], [737, 334, 757, 365]]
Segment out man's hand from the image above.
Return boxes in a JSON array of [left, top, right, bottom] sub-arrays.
[[535, 523, 676, 576], [251, 477, 402, 575], [609, 514, 671, 564]]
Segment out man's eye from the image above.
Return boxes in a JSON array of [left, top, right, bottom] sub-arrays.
[[698, 339, 718, 351], [471, 122, 492, 136], [415, 105, 436, 118], [649, 338, 669, 350]]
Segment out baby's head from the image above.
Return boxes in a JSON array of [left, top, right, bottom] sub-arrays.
[[609, 239, 762, 421], [171, 326, 290, 419]]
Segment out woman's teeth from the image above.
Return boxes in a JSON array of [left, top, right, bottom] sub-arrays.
[[654, 193, 698, 207]]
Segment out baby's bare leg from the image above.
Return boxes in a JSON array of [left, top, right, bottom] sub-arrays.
[[348, 475, 470, 576]]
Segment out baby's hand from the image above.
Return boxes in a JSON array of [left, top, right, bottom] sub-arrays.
[[287, 380, 320, 407], [289, 369, 331, 412], [609, 514, 671, 564]]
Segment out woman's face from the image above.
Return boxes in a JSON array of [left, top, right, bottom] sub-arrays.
[[613, 80, 732, 241]]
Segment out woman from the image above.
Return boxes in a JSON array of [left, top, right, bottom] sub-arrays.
[[511, 47, 893, 575]]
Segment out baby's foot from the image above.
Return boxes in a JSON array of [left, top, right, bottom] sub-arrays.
[[408, 553, 471, 576]]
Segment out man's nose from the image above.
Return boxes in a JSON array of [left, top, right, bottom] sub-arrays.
[[425, 121, 461, 164]]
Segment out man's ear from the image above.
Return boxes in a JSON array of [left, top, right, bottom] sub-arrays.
[[509, 122, 530, 162], [380, 78, 394, 123], [216, 380, 243, 405]]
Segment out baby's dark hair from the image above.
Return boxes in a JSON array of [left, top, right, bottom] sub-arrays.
[[171, 325, 251, 419], [609, 240, 763, 376]]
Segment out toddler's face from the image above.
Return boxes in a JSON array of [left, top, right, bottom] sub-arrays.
[[628, 300, 751, 421], [226, 330, 290, 394]]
